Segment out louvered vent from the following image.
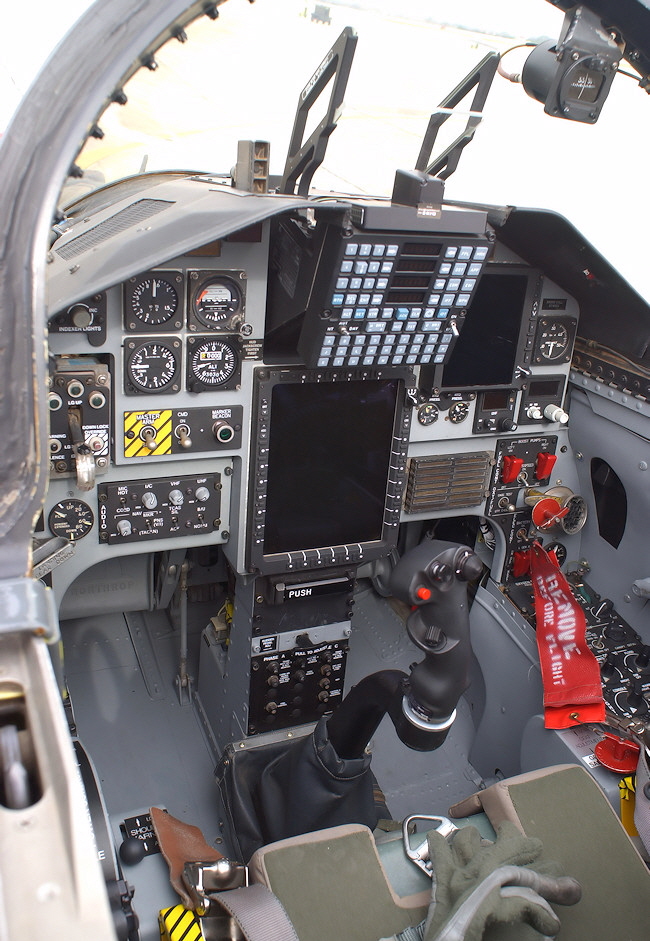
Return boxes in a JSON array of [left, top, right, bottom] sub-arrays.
[[56, 199, 173, 260], [404, 452, 491, 513]]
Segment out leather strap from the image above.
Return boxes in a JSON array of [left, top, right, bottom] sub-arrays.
[[150, 806, 223, 908], [213, 883, 300, 941], [530, 542, 605, 729]]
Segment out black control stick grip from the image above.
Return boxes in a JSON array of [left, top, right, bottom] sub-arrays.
[[390, 540, 482, 726]]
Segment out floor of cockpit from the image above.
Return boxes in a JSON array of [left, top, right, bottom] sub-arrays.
[[61, 586, 483, 937]]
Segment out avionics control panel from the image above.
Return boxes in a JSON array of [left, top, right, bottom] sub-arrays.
[[266, 209, 493, 369]]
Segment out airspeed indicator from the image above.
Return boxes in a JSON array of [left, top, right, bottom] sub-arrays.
[[125, 339, 181, 394]]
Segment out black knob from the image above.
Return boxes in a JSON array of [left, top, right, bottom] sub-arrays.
[[119, 837, 146, 866], [636, 645, 650, 673], [499, 417, 517, 432], [627, 680, 649, 715], [600, 656, 617, 681]]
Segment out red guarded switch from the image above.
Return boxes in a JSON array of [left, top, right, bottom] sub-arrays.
[[535, 451, 557, 480], [501, 455, 524, 484], [512, 550, 531, 577]]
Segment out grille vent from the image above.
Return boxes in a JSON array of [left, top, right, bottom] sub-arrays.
[[404, 452, 491, 513], [56, 199, 173, 260]]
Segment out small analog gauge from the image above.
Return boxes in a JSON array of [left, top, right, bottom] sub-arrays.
[[188, 338, 239, 389], [125, 274, 181, 329], [48, 498, 94, 540], [535, 319, 573, 363], [561, 495, 588, 534], [448, 401, 470, 424], [417, 402, 439, 425], [125, 339, 180, 394], [192, 276, 243, 329], [544, 541, 568, 567]]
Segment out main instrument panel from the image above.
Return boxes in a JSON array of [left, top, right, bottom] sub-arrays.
[[44, 185, 582, 600]]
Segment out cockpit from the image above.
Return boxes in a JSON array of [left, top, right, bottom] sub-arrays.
[[1, 1, 650, 938]]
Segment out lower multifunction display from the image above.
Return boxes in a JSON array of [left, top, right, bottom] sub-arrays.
[[98, 472, 225, 544], [247, 367, 411, 575], [267, 215, 491, 368]]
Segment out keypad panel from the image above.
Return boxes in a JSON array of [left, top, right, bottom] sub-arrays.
[[298, 236, 492, 368]]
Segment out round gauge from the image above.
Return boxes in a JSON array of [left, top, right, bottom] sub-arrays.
[[48, 498, 94, 540], [188, 338, 239, 388], [193, 277, 242, 328], [535, 320, 572, 362], [127, 275, 180, 328], [544, 541, 568, 568], [448, 401, 470, 424], [418, 402, 439, 425], [125, 339, 180, 394], [561, 495, 588, 534]]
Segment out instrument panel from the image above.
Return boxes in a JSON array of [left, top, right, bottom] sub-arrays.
[[44, 190, 582, 603]]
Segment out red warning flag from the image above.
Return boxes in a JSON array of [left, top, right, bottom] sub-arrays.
[[530, 542, 605, 729]]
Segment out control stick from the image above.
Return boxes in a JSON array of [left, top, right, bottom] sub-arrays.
[[327, 540, 483, 757]]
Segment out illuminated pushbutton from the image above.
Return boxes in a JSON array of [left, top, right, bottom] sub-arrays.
[[535, 452, 557, 481], [501, 455, 524, 484]]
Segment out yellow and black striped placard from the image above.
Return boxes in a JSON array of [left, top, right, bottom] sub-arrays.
[[159, 904, 203, 941], [124, 410, 173, 457]]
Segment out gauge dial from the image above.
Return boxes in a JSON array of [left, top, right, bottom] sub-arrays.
[[125, 339, 180, 394], [418, 402, 439, 425], [544, 541, 568, 567], [126, 274, 181, 329], [534, 319, 574, 363], [48, 498, 94, 540], [188, 338, 239, 389], [448, 401, 470, 424], [192, 276, 243, 329]]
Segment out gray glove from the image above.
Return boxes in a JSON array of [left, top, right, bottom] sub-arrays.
[[423, 822, 581, 941]]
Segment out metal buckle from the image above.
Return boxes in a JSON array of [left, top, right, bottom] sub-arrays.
[[402, 814, 458, 877], [182, 859, 249, 915]]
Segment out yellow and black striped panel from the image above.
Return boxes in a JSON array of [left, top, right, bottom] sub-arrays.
[[124, 410, 173, 457], [159, 904, 203, 941]]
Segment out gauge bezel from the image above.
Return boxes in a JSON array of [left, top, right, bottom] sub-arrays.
[[188, 270, 245, 332], [124, 337, 182, 395], [533, 316, 577, 364], [48, 498, 94, 540], [124, 270, 184, 332], [186, 335, 241, 392]]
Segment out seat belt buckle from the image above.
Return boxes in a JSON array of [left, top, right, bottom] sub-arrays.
[[402, 814, 458, 877], [182, 859, 249, 915]]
